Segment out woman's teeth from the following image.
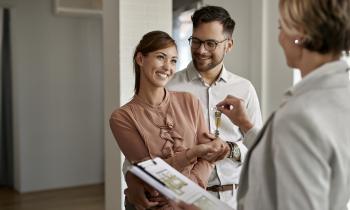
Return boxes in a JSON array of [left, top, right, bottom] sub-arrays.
[[156, 72, 168, 79]]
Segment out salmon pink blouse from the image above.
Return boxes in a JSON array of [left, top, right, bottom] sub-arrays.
[[110, 90, 213, 188]]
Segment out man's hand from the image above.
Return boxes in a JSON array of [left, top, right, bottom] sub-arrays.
[[216, 94, 253, 133], [125, 172, 166, 209], [186, 141, 219, 161], [199, 133, 230, 162]]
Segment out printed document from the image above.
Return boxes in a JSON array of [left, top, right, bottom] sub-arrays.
[[128, 157, 233, 210]]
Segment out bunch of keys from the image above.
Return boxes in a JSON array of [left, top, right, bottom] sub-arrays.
[[212, 107, 222, 137]]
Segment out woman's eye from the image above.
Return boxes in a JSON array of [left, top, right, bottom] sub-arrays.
[[171, 59, 177, 64], [157, 55, 165, 60]]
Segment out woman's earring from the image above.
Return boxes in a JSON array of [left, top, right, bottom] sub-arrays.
[[294, 39, 300, 45]]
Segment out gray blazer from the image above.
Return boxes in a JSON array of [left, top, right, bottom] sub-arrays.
[[238, 59, 350, 210]]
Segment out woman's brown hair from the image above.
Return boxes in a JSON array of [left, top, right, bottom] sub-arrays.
[[133, 31, 176, 94]]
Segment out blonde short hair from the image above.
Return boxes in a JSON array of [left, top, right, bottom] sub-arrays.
[[279, 0, 350, 54]]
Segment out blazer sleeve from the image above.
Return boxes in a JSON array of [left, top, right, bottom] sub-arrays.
[[272, 110, 331, 210], [240, 82, 263, 160]]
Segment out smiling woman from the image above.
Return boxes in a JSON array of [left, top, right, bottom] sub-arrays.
[[109, 31, 226, 210], [136, 47, 178, 96]]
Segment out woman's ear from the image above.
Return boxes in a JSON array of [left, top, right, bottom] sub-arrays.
[[135, 52, 144, 66], [293, 36, 305, 46]]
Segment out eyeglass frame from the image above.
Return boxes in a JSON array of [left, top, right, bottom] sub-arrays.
[[188, 36, 229, 51]]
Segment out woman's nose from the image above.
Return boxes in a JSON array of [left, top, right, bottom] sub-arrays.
[[163, 60, 172, 70]]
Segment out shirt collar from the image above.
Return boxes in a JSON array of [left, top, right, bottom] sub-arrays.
[[186, 61, 229, 83], [133, 88, 170, 109], [281, 59, 349, 107]]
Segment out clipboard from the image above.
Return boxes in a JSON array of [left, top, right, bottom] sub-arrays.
[[128, 157, 233, 210]]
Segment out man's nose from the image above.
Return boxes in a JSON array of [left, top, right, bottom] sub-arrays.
[[195, 43, 208, 53]]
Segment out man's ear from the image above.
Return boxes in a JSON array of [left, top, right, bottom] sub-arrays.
[[224, 38, 234, 54], [135, 52, 144, 66]]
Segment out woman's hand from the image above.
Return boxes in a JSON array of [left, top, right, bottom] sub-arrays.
[[170, 201, 201, 210], [216, 95, 253, 133], [186, 134, 229, 163], [125, 172, 163, 209], [200, 133, 230, 162], [185, 143, 217, 162]]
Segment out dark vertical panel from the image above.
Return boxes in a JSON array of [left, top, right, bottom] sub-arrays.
[[0, 8, 13, 187]]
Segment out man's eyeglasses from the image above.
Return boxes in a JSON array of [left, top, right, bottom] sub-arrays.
[[188, 36, 228, 51]]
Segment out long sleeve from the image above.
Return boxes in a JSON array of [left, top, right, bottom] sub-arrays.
[[242, 126, 260, 149], [239, 82, 263, 159], [110, 92, 213, 188], [187, 98, 213, 188], [223, 82, 262, 164], [272, 111, 331, 210], [110, 109, 150, 163], [110, 109, 196, 169], [238, 60, 350, 210], [119, 99, 213, 188]]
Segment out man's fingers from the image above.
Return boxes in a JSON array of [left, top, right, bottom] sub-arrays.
[[216, 148, 229, 161], [204, 132, 216, 140], [206, 142, 229, 162], [204, 153, 217, 161], [216, 95, 244, 109], [226, 94, 244, 101], [216, 95, 238, 107]]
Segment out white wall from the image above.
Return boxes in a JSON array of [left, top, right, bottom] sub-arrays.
[[202, 0, 251, 80], [259, 0, 293, 117], [11, 0, 104, 192], [119, 0, 173, 105], [103, 0, 172, 209]]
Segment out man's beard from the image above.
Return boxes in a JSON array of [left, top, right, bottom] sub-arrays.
[[192, 52, 225, 72]]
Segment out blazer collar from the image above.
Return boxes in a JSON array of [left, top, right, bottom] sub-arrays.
[[281, 59, 349, 107]]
